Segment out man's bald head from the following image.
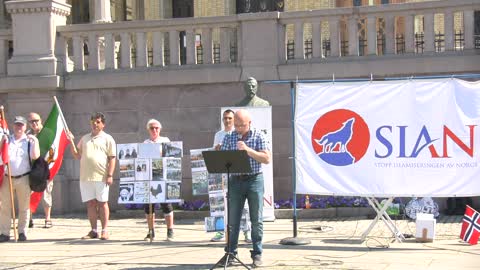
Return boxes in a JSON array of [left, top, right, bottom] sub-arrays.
[[235, 109, 251, 122], [234, 109, 251, 136]]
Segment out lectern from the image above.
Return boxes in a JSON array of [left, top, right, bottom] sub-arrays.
[[202, 150, 252, 270]]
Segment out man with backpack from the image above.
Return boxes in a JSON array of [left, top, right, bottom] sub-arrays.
[[27, 112, 54, 229], [0, 116, 40, 242]]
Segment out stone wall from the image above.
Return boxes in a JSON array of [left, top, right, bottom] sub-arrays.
[[2, 81, 478, 215], [0, 80, 292, 214]]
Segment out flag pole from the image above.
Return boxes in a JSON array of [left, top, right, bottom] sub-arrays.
[[279, 81, 310, 246], [53, 96, 78, 154], [0, 106, 17, 242]]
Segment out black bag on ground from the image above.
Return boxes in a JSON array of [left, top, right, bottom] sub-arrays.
[[27, 142, 50, 192]]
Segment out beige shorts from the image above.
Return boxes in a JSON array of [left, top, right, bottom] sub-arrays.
[[41, 180, 54, 207], [79, 181, 109, 202]]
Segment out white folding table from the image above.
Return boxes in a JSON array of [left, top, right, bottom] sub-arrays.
[[360, 197, 405, 243]]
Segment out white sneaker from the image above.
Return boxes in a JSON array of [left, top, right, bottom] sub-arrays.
[[211, 232, 225, 242], [244, 231, 252, 243]]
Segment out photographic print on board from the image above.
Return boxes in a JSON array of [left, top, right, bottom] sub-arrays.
[[190, 148, 208, 162], [166, 157, 182, 170], [149, 181, 166, 203], [209, 192, 225, 217], [119, 159, 135, 181], [135, 158, 151, 180], [117, 143, 138, 159], [205, 216, 225, 232], [162, 141, 183, 157], [166, 169, 182, 181], [166, 181, 181, 203], [138, 143, 162, 159], [191, 159, 206, 170], [208, 174, 224, 193], [134, 181, 150, 203], [118, 182, 134, 203], [192, 170, 208, 195], [151, 159, 164, 181]]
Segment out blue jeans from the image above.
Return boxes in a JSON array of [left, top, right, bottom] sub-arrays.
[[226, 173, 264, 257]]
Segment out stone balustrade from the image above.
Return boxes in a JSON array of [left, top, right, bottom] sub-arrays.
[[57, 15, 240, 72], [52, 0, 480, 78], [1, 0, 479, 88], [278, 0, 479, 61]]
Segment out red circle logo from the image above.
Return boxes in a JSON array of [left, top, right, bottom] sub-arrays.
[[311, 109, 370, 166]]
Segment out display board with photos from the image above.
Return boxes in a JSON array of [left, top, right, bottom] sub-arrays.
[[117, 142, 183, 204], [190, 148, 227, 232]]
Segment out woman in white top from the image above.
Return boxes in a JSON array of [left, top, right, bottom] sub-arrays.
[[143, 119, 174, 241]]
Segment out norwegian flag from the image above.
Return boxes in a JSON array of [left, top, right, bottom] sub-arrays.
[[460, 205, 480, 245]]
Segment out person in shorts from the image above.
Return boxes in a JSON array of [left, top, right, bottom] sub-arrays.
[[68, 112, 116, 240]]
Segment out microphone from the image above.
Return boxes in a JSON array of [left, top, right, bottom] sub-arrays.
[[238, 134, 243, 141]]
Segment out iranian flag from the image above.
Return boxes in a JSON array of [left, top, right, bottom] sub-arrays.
[[30, 103, 70, 212]]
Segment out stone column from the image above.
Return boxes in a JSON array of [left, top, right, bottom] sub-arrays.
[[367, 15, 377, 55], [348, 16, 358, 56], [294, 21, 304, 60], [444, 10, 454, 52], [5, 0, 71, 77], [329, 17, 340, 57], [423, 12, 435, 53], [312, 20, 322, 58], [135, 32, 147, 67], [91, 0, 112, 70], [220, 27, 231, 63], [404, 13, 415, 54], [169, 29, 180, 65], [185, 29, 196, 65], [224, 0, 235, 15], [384, 14, 396, 55], [238, 12, 280, 80], [92, 0, 112, 23], [463, 10, 474, 50], [152, 31, 164, 66], [202, 28, 213, 64], [120, 32, 132, 68]]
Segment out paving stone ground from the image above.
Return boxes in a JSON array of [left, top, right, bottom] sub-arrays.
[[0, 214, 478, 270]]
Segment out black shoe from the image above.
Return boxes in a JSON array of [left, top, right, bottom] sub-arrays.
[[18, 233, 27, 242], [144, 230, 155, 241], [166, 229, 174, 241], [252, 254, 263, 267], [0, 234, 10, 242], [28, 219, 34, 228]]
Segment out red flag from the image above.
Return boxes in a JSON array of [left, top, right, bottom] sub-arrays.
[[460, 205, 480, 245], [0, 115, 9, 188]]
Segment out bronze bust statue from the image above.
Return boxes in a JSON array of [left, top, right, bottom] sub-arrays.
[[236, 77, 270, 107]]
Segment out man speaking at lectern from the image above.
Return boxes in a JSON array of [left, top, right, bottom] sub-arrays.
[[220, 109, 271, 267]]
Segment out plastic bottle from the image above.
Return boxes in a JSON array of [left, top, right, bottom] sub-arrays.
[[305, 195, 310, 209]]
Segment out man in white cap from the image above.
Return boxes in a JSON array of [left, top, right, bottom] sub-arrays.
[[0, 116, 40, 242]]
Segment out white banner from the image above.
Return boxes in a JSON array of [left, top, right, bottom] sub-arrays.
[[295, 79, 480, 197]]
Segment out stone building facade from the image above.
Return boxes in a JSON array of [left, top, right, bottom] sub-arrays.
[[0, 0, 479, 214]]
